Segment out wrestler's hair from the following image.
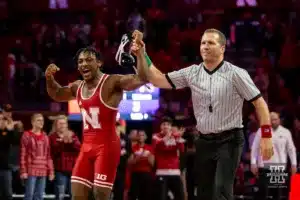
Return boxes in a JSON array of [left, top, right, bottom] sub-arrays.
[[204, 28, 227, 46], [74, 46, 103, 62]]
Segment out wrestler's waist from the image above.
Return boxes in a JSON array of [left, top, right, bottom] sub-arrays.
[[82, 132, 118, 144]]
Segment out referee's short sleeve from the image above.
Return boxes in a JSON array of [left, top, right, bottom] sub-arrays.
[[233, 68, 261, 102], [166, 65, 195, 89]]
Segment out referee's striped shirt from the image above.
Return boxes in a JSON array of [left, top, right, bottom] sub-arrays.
[[166, 61, 261, 134]]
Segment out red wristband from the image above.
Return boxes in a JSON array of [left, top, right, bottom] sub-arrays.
[[261, 125, 272, 138]]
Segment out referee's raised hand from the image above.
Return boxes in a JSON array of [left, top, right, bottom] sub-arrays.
[[260, 138, 274, 160]]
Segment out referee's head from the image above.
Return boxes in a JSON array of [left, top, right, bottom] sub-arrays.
[[200, 29, 226, 64]]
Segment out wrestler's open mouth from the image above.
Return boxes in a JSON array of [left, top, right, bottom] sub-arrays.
[[82, 69, 91, 75]]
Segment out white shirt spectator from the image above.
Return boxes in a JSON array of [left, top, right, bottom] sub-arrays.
[[251, 125, 297, 169]]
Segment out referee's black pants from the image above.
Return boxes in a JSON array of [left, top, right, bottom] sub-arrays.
[[195, 128, 244, 200]]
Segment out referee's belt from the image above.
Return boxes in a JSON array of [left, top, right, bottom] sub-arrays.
[[198, 128, 243, 141]]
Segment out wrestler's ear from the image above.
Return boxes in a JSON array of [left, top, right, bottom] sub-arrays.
[[97, 60, 103, 68]]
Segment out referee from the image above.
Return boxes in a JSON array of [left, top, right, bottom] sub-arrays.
[[131, 29, 274, 200]]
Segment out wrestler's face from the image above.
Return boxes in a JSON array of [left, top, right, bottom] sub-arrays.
[[77, 52, 102, 81], [200, 32, 225, 62]]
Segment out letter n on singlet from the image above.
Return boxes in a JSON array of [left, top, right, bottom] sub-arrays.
[[81, 107, 101, 130]]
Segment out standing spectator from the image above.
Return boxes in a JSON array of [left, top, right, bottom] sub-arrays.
[[181, 127, 197, 200], [171, 122, 188, 200], [0, 112, 20, 200], [127, 130, 154, 200], [152, 117, 185, 200], [251, 112, 297, 200], [1, 104, 24, 194], [292, 115, 300, 162], [20, 113, 54, 200], [128, 129, 139, 146], [49, 115, 81, 200]]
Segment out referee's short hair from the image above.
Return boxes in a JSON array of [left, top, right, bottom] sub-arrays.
[[204, 28, 226, 46]]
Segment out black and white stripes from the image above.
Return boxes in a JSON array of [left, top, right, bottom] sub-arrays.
[[166, 61, 261, 134]]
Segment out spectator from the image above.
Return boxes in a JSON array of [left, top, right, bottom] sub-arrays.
[[182, 127, 197, 200], [171, 122, 188, 200], [251, 112, 297, 200], [292, 115, 300, 161], [127, 130, 154, 200], [128, 129, 139, 146], [0, 112, 20, 200], [49, 115, 81, 200], [152, 117, 185, 200], [20, 113, 54, 200]]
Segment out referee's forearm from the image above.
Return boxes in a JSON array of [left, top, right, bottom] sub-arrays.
[[136, 53, 149, 82], [252, 97, 270, 125]]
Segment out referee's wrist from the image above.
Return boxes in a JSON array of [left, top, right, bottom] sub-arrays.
[[261, 125, 272, 138], [144, 52, 152, 68]]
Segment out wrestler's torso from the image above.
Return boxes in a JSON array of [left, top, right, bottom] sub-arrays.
[[76, 74, 122, 144]]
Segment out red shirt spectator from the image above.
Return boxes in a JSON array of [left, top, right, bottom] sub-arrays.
[[49, 131, 81, 173], [20, 130, 54, 177], [152, 132, 184, 176], [130, 143, 153, 173]]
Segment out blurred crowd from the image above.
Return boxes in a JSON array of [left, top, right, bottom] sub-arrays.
[[0, 0, 300, 199], [0, 104, 300, 200], [0, 0, 299, 113]]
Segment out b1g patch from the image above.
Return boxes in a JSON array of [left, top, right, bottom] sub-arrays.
[[2, 132, 7, 136]]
